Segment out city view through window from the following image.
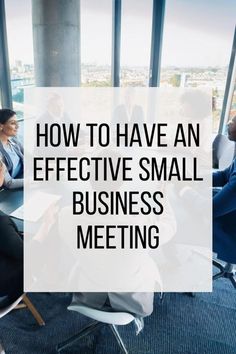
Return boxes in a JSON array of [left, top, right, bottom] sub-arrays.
[[4, 0, 236, 134]]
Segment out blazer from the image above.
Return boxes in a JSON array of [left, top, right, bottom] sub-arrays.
[[0, 211, 23, 305], [0, 137, 24, 189], [0, 137, 23, 176], [213, 158, 236, 263]]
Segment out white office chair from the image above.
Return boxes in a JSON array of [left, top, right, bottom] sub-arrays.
[[0, 295, 24, 354], [0, 294, 45, 326], [56, 304, 140, 354], [0, 342, 5, 354], [0, 295, 24, 319], [0, 296, 23, 354]]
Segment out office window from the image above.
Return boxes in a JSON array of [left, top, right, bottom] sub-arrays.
[[120, 0, 152, 87], [161, 0, 236, 132], [81, 0, 112, 87], [229, 77, 236, 119], [5, 0, 35, 120]]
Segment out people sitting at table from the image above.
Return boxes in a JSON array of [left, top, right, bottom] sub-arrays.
[[0, 109, 23, 189], [213, 115, 236, 264]]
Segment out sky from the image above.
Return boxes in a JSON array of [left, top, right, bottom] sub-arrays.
[[5, 0, 236, 67]]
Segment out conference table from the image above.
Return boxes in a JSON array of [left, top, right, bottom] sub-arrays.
[[0, 188, 23, 231]]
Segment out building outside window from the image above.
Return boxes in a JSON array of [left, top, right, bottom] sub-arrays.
[[3, 0, 236, 134], [160, 0, 236, 133], [81, 0, 112, 87], [5, 0, 34, 123]]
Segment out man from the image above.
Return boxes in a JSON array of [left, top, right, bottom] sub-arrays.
[[213, 115, 236, 263]]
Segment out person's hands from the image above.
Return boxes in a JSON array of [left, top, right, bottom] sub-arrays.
[[34, 203, 60, 242], [42, 203, 60, 234]]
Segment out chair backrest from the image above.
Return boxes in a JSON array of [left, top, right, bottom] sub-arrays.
[[0, 295, 23, 319], [68, 304, 135, 326], [213, 134, 236, 170]]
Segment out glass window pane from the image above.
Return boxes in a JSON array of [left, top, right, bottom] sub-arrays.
[[229, 75, 236, 120], [81, 0, 112, 87], [5, 0, 35, 121], [161, 0, 236, 133], [120, 0, 152, 87]]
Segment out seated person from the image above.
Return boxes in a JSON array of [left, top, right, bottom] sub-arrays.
[[213, 115, 236, 264], [0, 109, 23, 189], [60, 149, 176, 320], [0, 210, 23, 308], [0, 210, 60, 309], [0, 156, 23, 308], [179, 115, 236, 262]]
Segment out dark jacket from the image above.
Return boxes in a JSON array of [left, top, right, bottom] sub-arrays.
[[213, 158, 236, 263], [0, 211, 23, 305]]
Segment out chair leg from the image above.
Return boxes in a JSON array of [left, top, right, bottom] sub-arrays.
[[229, 274, 236, 289], [213, 262, 236, 289], [224, 263, 234, 273], [57, 321, 104, 353], [14, 303, 27, 310], [213, 271, 225, 280], [185, 292, 195, 297], [213, 259, 225, 272], [22, 295, 45, 326], [159, 292, 165, 303], [110, 324, 128, 354]]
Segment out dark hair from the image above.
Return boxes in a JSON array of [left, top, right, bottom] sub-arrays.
[[0, 109, 16, 124]]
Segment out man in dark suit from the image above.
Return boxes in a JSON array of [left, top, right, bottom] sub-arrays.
[[213, 115, 236, 263]]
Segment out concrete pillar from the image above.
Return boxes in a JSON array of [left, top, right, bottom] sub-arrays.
[[32, 0, 80, 86]]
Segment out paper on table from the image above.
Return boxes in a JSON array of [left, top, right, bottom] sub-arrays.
[[11, 191, 61, 222]]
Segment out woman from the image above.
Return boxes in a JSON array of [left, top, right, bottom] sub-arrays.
[[0, 109, 23, 189]]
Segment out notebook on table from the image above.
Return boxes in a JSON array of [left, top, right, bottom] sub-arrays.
[[11, 191, 61, 222]]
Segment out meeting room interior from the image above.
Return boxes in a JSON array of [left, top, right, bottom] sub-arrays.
[[0, 1, 236, 353]]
